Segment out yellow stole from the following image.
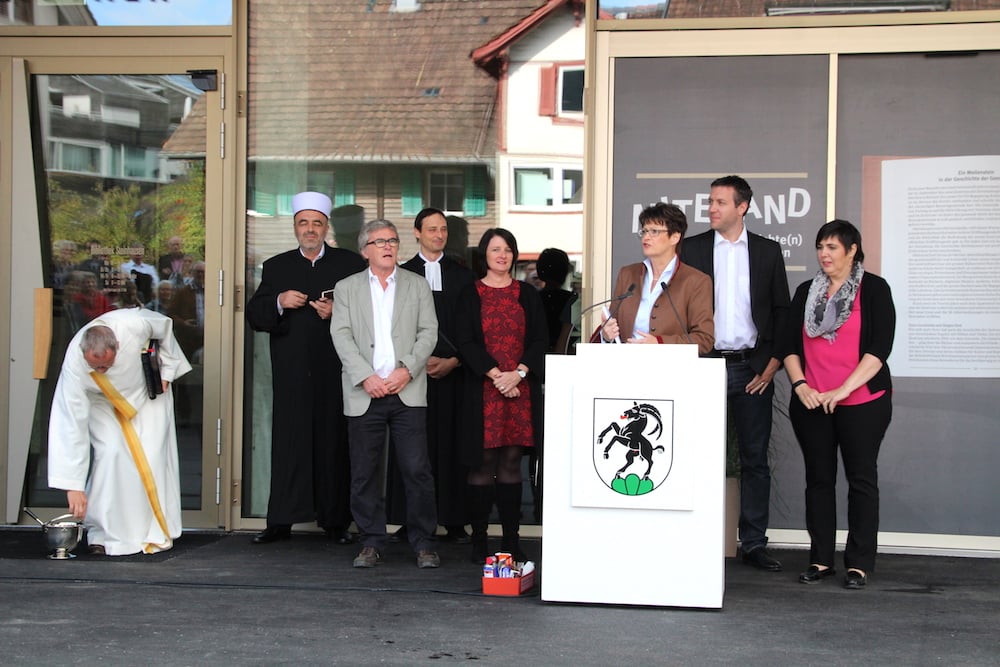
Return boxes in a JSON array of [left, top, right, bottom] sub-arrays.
[[90, 371, 170, 552]]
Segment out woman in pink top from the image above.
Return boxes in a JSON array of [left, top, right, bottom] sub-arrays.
[[783, 220, 895, 590]]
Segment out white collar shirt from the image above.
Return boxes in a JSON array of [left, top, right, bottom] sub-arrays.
[[368, 268, 397, 379], [632, 256, 676, 338], [712, 225, 757, 350]]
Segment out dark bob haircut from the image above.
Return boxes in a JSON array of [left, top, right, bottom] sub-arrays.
[[816, 219, 864, 264], [476, 227, 519, 278]]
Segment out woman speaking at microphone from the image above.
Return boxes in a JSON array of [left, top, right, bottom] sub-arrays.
[[594, 202, 715, 354]]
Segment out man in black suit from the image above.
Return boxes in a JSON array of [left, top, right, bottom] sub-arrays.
[[386, 208, 475, 544], [680, 175, 790, 572], [246, 191, 366, 545]]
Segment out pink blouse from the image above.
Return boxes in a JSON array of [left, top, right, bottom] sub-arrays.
[[802, 285, 885, 407]]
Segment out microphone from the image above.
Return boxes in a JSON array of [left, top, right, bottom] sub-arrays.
[[661, 281, 693, 345], [563, 283, 637, 354]]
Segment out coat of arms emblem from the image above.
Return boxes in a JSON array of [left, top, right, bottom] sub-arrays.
[[593, 399, 674, 495]]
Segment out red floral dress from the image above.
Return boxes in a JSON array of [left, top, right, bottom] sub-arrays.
[[477, 280, 534, 450]]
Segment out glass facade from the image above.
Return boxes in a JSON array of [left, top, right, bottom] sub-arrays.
[[0, 0, 230, 27], [25, 73, 208, 511]]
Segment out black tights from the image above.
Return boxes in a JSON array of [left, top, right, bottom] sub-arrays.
[[468, 446, 522, 486]]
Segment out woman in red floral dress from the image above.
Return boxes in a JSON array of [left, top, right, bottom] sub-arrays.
[[456, 229, 547, 562]]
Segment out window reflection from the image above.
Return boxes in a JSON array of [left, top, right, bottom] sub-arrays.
[[0, 0, 231, 27], [27, 73, 208, 512]]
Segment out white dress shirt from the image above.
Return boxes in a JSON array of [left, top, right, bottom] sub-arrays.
[[712, 226, 757, 351], [368, 268, 397, 379]]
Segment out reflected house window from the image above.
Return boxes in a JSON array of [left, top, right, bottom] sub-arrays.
[[539, 63, 585, 118], [429, 170, 464, 214], [0, 0, 232, 27], [598, 2, 670, 19], [50, 140, 102, 174], [559, 67, 584, 114], [513, 165, 583, 209]]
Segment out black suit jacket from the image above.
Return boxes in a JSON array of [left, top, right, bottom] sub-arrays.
[[400, 254, 475, 359], [680, 228, 790, 375]]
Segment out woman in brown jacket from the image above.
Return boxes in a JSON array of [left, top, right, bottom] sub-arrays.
[[596, 202, 715, 354]]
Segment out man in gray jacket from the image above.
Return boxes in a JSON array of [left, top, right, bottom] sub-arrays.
[[331, 219, 440, 569]]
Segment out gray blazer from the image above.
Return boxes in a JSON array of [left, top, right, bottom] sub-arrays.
[[330, 268, 438, 417]]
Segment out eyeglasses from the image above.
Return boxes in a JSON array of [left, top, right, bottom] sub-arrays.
[[365, 237, 401, 248], [636, 228, 672, 238]]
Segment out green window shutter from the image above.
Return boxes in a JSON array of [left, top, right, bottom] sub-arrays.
[[334, 169, 355, 207], [253, 190, 276, 217], [401, 168, 423, 216], [277, 193, 294, 216], [463, 166, 486, 217]]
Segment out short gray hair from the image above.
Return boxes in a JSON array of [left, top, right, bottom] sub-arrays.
[[358, 219, 398, 251], [80, 325, 119, 356]]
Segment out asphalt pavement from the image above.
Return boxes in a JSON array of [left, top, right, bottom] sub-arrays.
[[1, 528, 997, 665]]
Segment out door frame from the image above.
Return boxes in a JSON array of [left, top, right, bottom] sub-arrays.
[[0, 35, 238, 529]]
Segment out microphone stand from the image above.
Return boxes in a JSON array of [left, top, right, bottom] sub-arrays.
[[563, 286, 636, 355]]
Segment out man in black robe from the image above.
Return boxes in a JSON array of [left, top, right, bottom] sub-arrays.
[[246, 191, 366, 544], [386, 208, 475, 543]]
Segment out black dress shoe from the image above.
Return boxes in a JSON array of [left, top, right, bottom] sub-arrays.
[[252, 525, 291, 544], [388, 525, 407, 544], [324, 528, 355, 545], [798, 564, 836, 584], [844, 569, 868, 589], [740, 547, 783, 572]]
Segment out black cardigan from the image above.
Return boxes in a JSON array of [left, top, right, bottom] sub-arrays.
[[454, 280, 548, 468], [784, 271, 895, 394]]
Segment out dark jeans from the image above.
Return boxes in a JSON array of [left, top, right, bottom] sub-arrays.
[[347, 395, 438, 552], [726, 359, 774, 552], [789, 391, 892, 572]]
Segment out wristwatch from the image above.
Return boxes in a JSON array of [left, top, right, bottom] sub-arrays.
[[516, 369, 527, 379]]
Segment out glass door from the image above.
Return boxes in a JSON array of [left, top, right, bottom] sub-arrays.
[[12, 57, 225, 528]]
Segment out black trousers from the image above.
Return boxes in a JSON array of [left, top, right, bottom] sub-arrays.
[[347, 395, 437, 552], [789, 391, 892, 572]]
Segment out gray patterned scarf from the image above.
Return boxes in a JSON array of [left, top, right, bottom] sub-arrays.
[[804, 262, 864, 341]]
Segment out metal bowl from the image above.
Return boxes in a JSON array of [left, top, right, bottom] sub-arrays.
[[44, 514, 84, 559]]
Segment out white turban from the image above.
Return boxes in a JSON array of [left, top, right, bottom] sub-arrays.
[[291, 191, 332, 219]]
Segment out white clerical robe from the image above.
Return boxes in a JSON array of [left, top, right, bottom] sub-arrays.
[[48, 308, 192, 556]]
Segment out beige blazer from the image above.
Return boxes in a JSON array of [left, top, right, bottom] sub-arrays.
[[330, 268, 438, 417]]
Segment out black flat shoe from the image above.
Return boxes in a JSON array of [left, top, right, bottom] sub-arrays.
[[252, 525, 291, 544], [798, 564, 836, 584], [388, 525, 407, 544], [844, 569, 868, 589]]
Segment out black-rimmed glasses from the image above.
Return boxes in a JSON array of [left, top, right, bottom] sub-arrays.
[[365, 237, 401, 248]]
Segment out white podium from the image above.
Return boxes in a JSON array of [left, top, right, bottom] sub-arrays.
[[541, 344, 727, 608]]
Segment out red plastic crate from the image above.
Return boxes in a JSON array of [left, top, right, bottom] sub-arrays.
[[482, 569, 535, 596]]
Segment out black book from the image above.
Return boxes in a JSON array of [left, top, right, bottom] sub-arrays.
[[140, 339, 164, 400]]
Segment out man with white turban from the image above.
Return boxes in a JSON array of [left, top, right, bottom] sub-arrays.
[[246, 191, 366, 544]]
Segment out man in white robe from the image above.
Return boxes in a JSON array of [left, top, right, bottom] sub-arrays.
[[48, 308, 191, 556]]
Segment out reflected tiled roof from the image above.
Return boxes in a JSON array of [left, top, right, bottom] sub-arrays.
[[248, 0, 546, 163], [162, 95, 207, 155]]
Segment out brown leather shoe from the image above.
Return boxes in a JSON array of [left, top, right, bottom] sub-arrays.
[[353, 546, 381, 568], [416, 550, 441, 569]]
